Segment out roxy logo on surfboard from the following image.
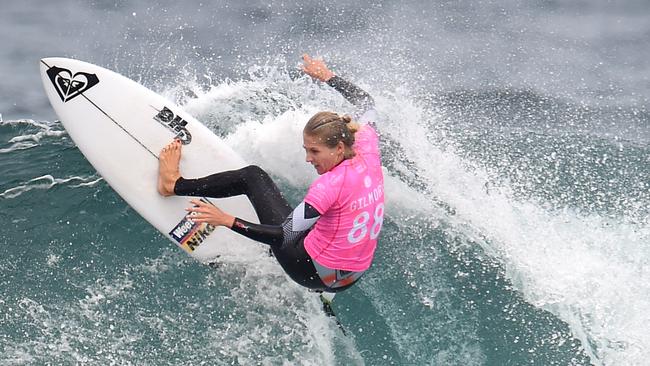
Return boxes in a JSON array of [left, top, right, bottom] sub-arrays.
[[153, 106, 193, 145], [46, 66, 99, 103]]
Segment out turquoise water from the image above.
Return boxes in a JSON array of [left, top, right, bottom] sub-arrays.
[[2, 1, 650, 365]]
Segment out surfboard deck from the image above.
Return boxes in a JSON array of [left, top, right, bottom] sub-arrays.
[[39, 57, 337, 309], [39, 57, 260, 262]]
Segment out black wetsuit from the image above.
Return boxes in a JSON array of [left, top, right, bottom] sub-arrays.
[[174, 76, 375, 292]]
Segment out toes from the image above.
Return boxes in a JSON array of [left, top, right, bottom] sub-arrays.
[[162, 141, 177, 153], [160, 139, 182, 157]]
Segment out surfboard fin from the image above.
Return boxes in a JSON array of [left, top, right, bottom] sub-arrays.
[[319, 293, 347, 335]]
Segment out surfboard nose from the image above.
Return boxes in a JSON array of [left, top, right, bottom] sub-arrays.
[[40, 58, 56, 71], [41, 57, 62, 66]]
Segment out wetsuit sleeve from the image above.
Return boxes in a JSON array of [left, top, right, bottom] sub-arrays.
[[326, 75, 378, 129], [230, 201, 320, 247], [326, 76, 375, 111], [230, 218, 283, 246]]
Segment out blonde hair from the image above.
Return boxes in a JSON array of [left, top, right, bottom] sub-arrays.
[[303, 111, 360, 159]]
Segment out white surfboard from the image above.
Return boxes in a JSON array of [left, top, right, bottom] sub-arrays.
[[39, 57, 260, 262]]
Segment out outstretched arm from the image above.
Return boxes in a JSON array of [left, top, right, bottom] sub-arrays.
[[301, 54, 375, 112], [326, 75, 375, 111], [186, 199, 321, 247]]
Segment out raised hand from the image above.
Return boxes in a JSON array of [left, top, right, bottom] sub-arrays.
[[301, 54, 335, 82]]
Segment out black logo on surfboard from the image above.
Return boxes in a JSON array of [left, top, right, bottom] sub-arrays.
[[153, 106, 192, 144], [46, 66, 99, 103]]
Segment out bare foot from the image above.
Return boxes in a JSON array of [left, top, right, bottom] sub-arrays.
[[158, 139, 182, 196]]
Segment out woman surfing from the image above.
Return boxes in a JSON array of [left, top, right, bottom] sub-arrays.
[[157, 54, 384, 293]]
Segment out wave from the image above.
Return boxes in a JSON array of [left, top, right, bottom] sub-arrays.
[[177, 70, 649, 365], [2, 63, 647, 364], [2, 246, 361, 364], [0, 174, 103, 199], [0, 119, 67, 154]]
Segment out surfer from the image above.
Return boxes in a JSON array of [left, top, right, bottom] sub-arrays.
[[157, 54, 384, 293]]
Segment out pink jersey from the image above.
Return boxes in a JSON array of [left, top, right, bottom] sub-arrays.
[[304, 122, 385, 272]]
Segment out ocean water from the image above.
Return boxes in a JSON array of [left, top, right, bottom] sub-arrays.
[[1, 1, 649, 365]]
